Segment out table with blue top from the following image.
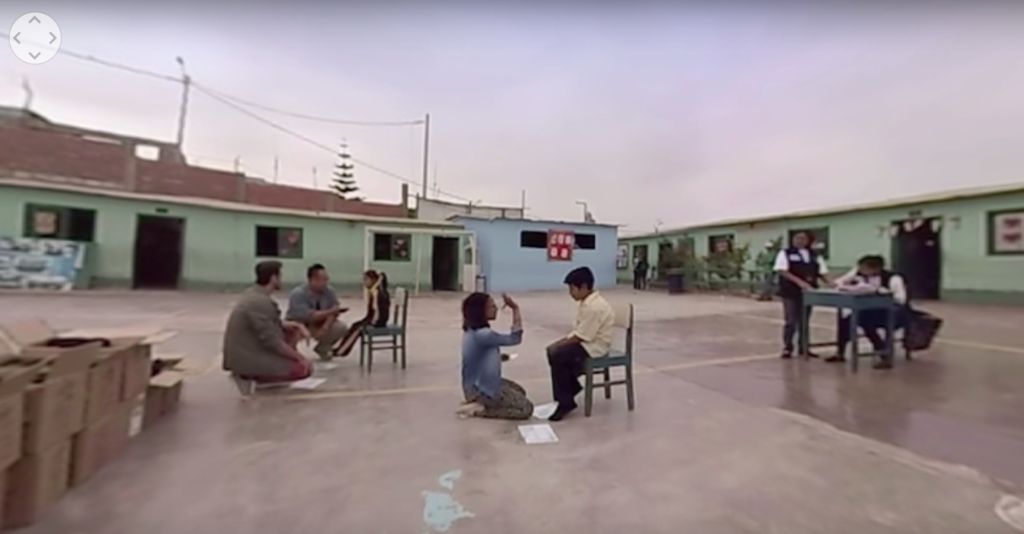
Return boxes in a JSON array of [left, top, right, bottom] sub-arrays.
[[799, 289, 897, 372]]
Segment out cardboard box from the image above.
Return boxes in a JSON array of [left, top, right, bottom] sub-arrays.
[[2, 440, 71, 529], [83, 340, 139, 425], [69, 413, 120, 487], [0, 357, 44, 471], [21, 346, 95, 454], [120, 342, 153, 402], [143, 371, 185, 429]]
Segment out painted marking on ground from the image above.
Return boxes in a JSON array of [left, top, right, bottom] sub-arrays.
[[996, 495, 1024, 532], [732, 313, 1024, 355], [422, 469, 474, 533], [283, 352, 779, 402]]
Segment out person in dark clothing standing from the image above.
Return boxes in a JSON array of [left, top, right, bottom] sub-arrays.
[[773, 231, 829, 358], [633, 255, 650, 290]]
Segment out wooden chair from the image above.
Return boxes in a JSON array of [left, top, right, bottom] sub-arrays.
[[359, 287, 409, 372], [583, 303, 636, 417]]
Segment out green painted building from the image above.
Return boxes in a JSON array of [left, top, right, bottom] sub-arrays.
[[619, 183, 1024, 304], [0, 180, 471, 292]]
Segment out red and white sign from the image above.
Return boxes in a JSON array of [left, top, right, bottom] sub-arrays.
[[547, 230, 575, 261]]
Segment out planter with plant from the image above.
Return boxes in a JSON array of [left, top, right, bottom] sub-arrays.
[[703, 243, 751, 295]]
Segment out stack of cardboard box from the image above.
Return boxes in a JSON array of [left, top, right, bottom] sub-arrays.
[[0, 320, 184, 530]]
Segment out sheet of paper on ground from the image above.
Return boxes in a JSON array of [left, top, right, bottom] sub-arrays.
[[518, 423, 559, 444]]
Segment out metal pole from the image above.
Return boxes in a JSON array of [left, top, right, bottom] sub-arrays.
[[421, 113, 431, 199], [414, 233, 424, 296], [174, 57, 191, 148], [575, 201, 588, 220], [521, 190, 527, 217]]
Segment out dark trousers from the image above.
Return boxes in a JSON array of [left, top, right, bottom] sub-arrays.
[[836, 307, 909, 360], [781, 296, 812, 353], [632, 271, 646, 290], [547, 342, 589, 406]]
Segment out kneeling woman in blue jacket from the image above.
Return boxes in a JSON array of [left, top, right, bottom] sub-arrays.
[[457, 292, 533, 420]]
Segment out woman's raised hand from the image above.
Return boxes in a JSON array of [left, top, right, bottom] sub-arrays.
[[501, 293, 518, 310]]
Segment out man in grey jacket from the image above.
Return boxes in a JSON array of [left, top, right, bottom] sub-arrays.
[[223, 261, 312, 389]]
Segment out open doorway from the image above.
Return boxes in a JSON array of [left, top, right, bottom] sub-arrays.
[[431, 236, 460, 291], [133, 215, 185, 290], [890, 217, 942, 300]]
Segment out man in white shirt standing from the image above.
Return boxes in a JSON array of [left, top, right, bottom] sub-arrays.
[[774, 231, 830, 359], [828, 254, 909, 370], [545, 266, 615, 422]]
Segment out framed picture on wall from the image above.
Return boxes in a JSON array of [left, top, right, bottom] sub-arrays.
[[616, 244, 629, 269], [988, 209, 1024, 255], [547, 230, 574, 261]]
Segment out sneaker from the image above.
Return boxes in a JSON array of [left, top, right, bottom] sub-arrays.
[[230, 374, 255, 396], [780, 350, 793, 359]]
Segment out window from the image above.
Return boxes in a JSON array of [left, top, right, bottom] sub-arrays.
[[23, 204, 97, 242], [987, 209, 1024, 255], [708, 234, 734, 253], [373, 233, 412, 261], [520, 231, 547, 248], [255, 226, 303, 258], [575, 233, 596, 250], [788, 227, 830, 259]]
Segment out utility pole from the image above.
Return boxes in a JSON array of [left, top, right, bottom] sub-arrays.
[[273, 157, 279, 183], [312, 166, 319, 189], [521, 190, 527, 218], [421, 113, 431, 199], [575, 201, 589, 221], [174, 57, 191, 148]]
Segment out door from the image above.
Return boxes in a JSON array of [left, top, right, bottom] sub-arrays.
[[890, 217, 942, 300], [431, 236, 460, 291], [461, 237, 479, 292], [132, 215, 185, 289]]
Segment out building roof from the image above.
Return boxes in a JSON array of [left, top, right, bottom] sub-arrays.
[[624, 181, 1024, 240], [417, 196, 523, 211], [0, 178, 459, 227], [0, 117, 408, 218], [450, 214, 619, 228]]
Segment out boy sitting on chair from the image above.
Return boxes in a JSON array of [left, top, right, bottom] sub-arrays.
[[828, 254, 909, 369]]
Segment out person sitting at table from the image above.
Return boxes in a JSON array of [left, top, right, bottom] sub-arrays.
[[222, 261, 312, 389], [285, 263, 350, 361], [774, 231, 830, 359], [827, 254, 909, 369], [456, 292, 533, 420], [331, 270, 391, 357]]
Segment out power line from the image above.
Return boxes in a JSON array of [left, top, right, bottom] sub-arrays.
[[192, 85, 473, 202], [1, 32, 468, 200], [193, 83, 425, 126]]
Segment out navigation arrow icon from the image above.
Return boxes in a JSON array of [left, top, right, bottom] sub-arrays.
[[12, 32, 20, 44], [29, 16, 40, 24], [29, 52, 40, 59], [49, 32, 56, 44]]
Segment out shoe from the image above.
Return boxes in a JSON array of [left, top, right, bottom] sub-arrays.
[[873, 361, 893, 370], [230, 374, 255, 396], [780, 350, 793, 359], [456, 402, 485, 418], [824, 355, 845, 363], [804, 351, 820, 359], [548, 402, 577, 422]]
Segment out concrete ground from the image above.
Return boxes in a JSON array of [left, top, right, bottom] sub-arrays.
[[3, 288, 1024, 533]]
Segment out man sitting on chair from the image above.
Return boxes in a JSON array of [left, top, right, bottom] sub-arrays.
[[285, 263, 350, 361], [545, 266, 615, 422], [223, 261, 312, 389], [828, 254, 909, 370]]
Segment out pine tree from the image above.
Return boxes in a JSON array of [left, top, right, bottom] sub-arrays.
[[331, 141, 359, 199]]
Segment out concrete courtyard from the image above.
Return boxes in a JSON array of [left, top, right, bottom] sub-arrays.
[[3, 288, 1024, 533]]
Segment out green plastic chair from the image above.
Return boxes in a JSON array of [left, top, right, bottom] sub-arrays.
[[359, 287, 409, 372], [583, 302, 636, 417]]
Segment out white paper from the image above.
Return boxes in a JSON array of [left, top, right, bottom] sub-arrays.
[[532, 402, 558, 420], [518, 423, 559, 444], [289, 377, 326, 390], [314, 362, 339, 371]]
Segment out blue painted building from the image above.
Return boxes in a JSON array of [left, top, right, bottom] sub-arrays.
[[452, 215, 618, 293]]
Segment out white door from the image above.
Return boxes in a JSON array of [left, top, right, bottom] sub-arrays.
[[461, 238, 479, 292]]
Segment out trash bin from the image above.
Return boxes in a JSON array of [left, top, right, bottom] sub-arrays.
[[666, 270, 685, 295], [474, 274, 487, 293]]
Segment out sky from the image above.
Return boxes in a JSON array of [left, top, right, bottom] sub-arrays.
[[2, 2, 1024, 235]]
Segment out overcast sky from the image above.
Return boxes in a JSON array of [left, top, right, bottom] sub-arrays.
[[3, 2, 1024, 233]]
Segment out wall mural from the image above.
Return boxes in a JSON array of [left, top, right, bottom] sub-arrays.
[[0, 237, 86, 291]]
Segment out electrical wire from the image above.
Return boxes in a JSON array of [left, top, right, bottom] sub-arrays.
[[193, 85, 473, 202], [1, 32, 471, 201], [192, 83, 426, 127]]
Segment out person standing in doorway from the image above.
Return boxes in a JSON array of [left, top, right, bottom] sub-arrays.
[[774, 231, 829, 359], [633, 254, 650, 290]]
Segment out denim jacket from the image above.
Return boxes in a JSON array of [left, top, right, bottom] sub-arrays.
[[461, 327, 523, 399]]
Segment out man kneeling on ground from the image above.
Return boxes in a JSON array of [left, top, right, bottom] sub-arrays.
[[286, 263, 350, 361], [223, 261, 312, 387]]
